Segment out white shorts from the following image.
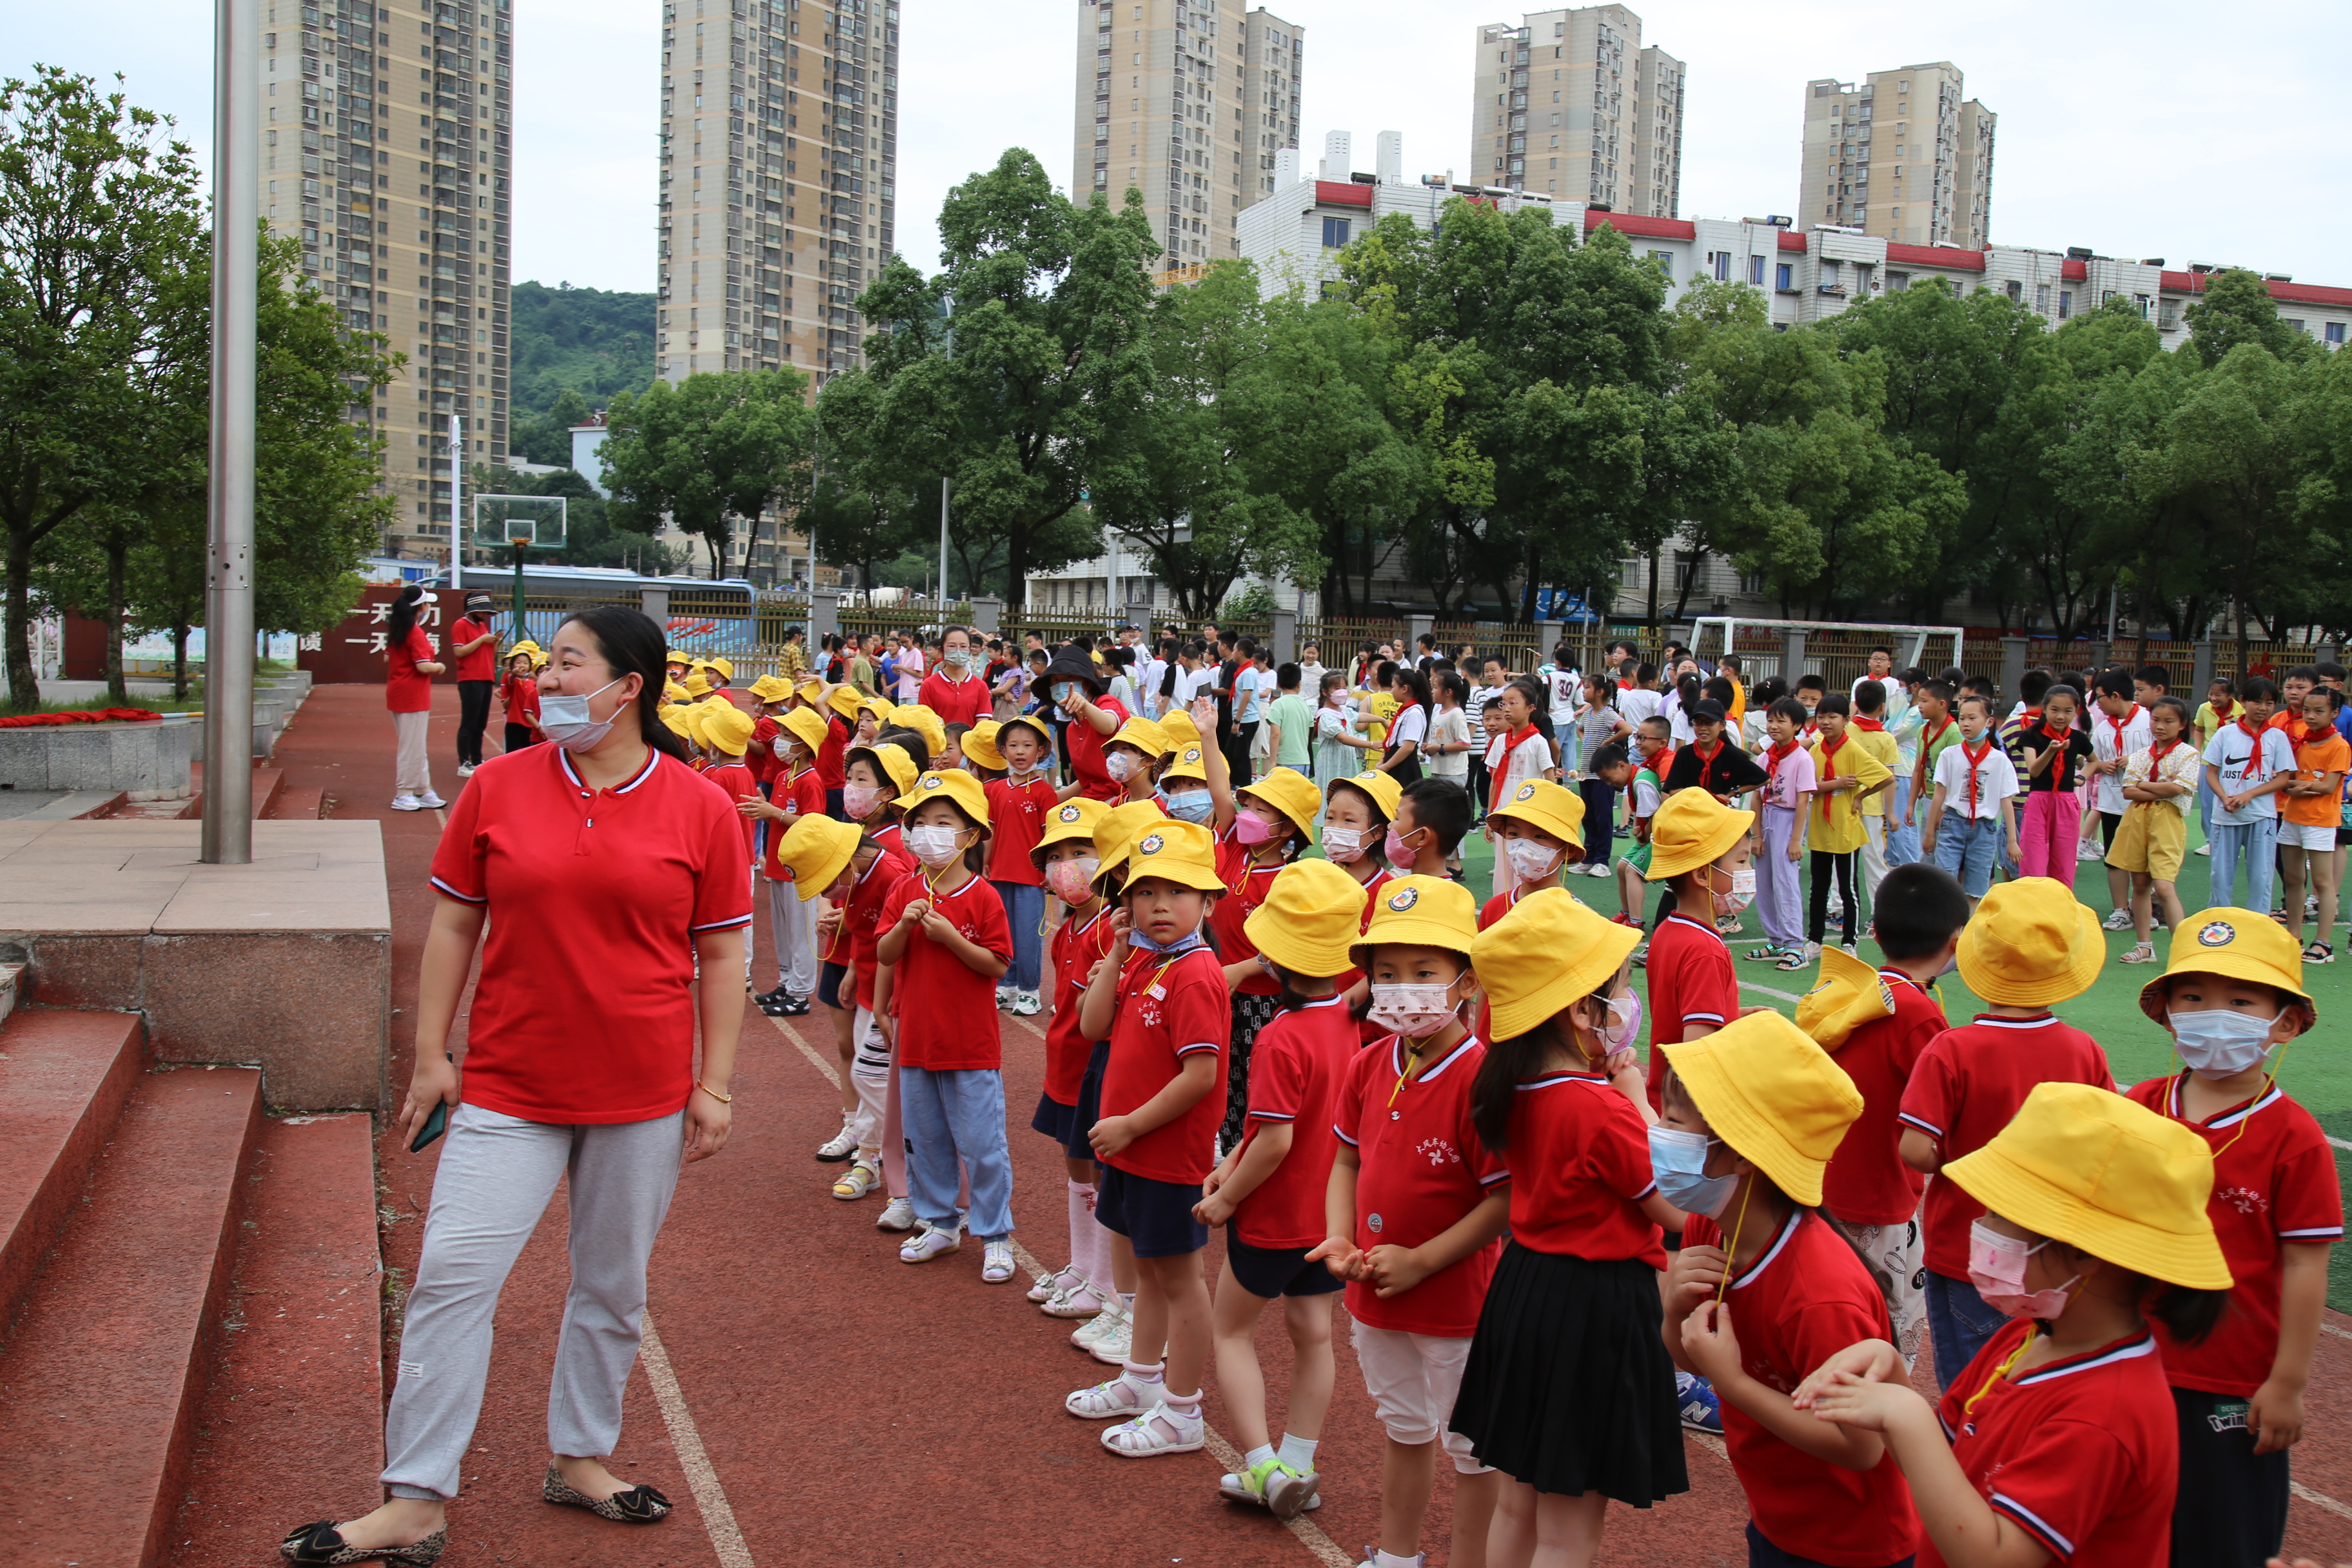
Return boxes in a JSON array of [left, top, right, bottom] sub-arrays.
[[2285, 823, 2338, 852], [1351, 1321, 1491, 1474]]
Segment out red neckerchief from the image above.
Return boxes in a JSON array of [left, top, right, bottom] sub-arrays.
[[2146, 738, 2183, 773], [2036, 722, 2078, 790], [2234, 717, 2269, 783], [1489, 722, 1542, 810], [1960, 738, 1994, 816], [1818, 731, 1848, 773], [2101, 705, 2141, 759], [2269, 709, 2310, 747], [1923, 715, 1954, 750], [1764, 738, 1801, 805], [1850, 715, 1885, 732]]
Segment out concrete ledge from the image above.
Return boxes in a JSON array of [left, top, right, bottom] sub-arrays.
[[0, 819, 391, 1110], [0, 717, 193, 798]]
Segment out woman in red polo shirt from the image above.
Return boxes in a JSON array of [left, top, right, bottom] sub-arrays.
[[386, 583, 447, 812], [279, 605, 752, 1567]]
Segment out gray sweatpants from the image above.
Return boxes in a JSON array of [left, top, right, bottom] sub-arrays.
[[382, 1102, 684, 1500], [766, 877, 819, 996]]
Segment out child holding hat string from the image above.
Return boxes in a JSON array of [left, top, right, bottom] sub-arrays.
[[1195, 859, 1367, 1518], [1313, 874, 1509, 1568], [1453, 889, 1689, 1566], [1796, 1081, 2235, 1568], [2126, 910, 2337, 1568], [1658, 1010, 1922, 1568]]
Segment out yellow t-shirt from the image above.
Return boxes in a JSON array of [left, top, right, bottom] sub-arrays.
[[1808, 734, 1892, 854], [1362, 691, 1399, 749], [2195, 700, 2242, 743], [1851, 725, 1902, 817]]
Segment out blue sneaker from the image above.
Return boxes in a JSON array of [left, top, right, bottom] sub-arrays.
[[1676, 1370, 1723, 1435]]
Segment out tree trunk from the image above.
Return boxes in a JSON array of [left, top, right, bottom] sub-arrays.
[[1669, 549, 1704, 622], [106, 529, 129, 704], [172, 623, 191, 702], [4, 527, 41, 710], [1645, 546, 1661, 632]]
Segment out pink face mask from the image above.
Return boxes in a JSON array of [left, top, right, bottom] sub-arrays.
[[1967, 1220, 2079, 1320], [1232, 809, 1279, 845], [843, 783, 883, 820], [1044, 857, 1099, 903]]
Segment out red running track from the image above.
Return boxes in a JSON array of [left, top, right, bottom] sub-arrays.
[[218, 684, 2352, 1566]]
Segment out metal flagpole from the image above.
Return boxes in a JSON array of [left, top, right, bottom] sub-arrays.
[[201, 0, 259, 863], [938, 475, 950, 612], [449, 413, 464, 589]]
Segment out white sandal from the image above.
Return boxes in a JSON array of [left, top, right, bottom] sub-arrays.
[[1028, 1264, 1082, 1304], [981, 1239, 1017, 1282], [1101, 1400, 1206, 1456], [1066, 1375, 1152, 1420]]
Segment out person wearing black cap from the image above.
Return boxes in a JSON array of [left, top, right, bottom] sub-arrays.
[[450, 591, 502, 777], [1043, 642, 1130, 801], [1663, 700, 1769, 802]]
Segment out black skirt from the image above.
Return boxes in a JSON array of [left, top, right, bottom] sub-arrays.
[[1451, 1241, 1690, 1505], [1069, 1039, 1112, 1162]]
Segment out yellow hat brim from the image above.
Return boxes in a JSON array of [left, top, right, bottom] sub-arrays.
[[895, 768, 992, 828], [1661, 1015, 1863, 1210], [2138, 908, 2317, 1026], [1957, 895, 2105, 1008], [1248, 908, 1360, 977], [776, 816, 861, 903], [1119, 830, 1225, 893], [1470, 887, 1640, 1041], [1645, 803, 1755, 880], [1488, 798, 1588, 858], [1944, 1138, 2234, 1291], [1327, 770, 1401, 823], [1796, 943, 1895, 1052]]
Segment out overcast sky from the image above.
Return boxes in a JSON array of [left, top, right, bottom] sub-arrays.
[[14, 0, 2350, 295]]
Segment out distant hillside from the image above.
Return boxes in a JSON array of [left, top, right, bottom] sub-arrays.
[[507, 280, 656, 464]]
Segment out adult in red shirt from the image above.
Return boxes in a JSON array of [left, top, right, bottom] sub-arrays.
[[449, 589, 500, 778], [917, 623, 993, 729], [282, 606, 749, 1565], [384, 583, 447, 812]]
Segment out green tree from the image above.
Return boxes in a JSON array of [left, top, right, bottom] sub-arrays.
[[2184, 268, 2311, 371], [600, 367, 814, 580]]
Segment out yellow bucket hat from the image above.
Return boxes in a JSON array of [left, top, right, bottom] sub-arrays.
[[1239, 767, 1321, 843], [850, 741, 921, 799], [752, 674, 794, 702], [897, 767, 992, 829], [997, 713, 1054, 756], [1093, 799, 1169, 871], [961, 719, 1006, 772], [1956, 877, 2103, 1008], [2139, 906, 2317, 1026], [682, 674, 713, 700], [1249, 859, 1374, 977], [890, 703, 947, 763], [861, 694, 897, 723], [659, 705, 692, 740], [826, 685, 865, 722], [1328, 768, 1400, 823], [773, 814, 863, 901], [507, 639, 540, 661], [1944, 1081, 2232, 1291], [795, 670, 827, 696], [1796, 943, 1896, 1052], [1161, 743, 1211, 784], [698, 703, 754, 757], [1645, 789, 1754, 880], [1121, 817, 1226, 893], [1110, 715, 1171, 758], [705, 656, 735, 682], [1471, 887, 1642, 1041], [1032, 796, 1110, 868], [1159, 708, 1203, 750], [1489, 778, 1588, 859], [777, 705, 828, 759], [1661, 1010, 1864, 1208], [663, 680, 691, 703], [1349, 874, 1477, 970]]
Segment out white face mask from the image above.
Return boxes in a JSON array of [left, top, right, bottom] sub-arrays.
[[1502, 836, 1565, 881], [539, 676, 627, 752], [905, 824, 965, 868], [1711, 865, 1756, 914], [1322, 825, 1367, 863], [1105, 751, 1141, 782], [1367, 981, 1461, 1038]]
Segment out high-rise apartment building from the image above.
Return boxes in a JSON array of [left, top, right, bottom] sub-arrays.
[[1801, 63, 1995, 250], [1471, 6, 1682, 215], [1074, 0, 1302, 270], [260, 0, 512, 556], [656, 0, 898, 387]]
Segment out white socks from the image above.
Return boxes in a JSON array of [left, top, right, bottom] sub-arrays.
[[1376, 1552, 1425, 1568], [1066, 1179, 1101, 1289], [1279, 1432, 1318, 1471], [1245, 1443, 1276, 1467]]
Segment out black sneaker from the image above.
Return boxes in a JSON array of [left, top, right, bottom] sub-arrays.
[[752, 985, 790, 1006], [761, 994, 812, 1017]]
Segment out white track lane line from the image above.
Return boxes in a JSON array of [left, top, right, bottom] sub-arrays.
[[641, 1313, 757, 1567], [2294, 1480, 2352, 1523], [2328, 1135, 2352, 1154]]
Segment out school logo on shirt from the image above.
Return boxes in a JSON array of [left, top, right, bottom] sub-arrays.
[[1139, 832, 1166, 856], [1417, 1136, 1460, 1167], [2198, 919, 2237, 948], [1387, 886, 1420, 912], [2218, 1185, 2270, 1217], [1516, 781, 1538, 802], [1367, 1212, 1384, 1233], [1057, 803, 1085, 823]]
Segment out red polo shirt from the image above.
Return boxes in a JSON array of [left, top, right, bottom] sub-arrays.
[[1820, 968, 1948, 1227], [983, 777, 1056, 886], [1899, 1013, 2114, 1279], [1335, 1032, 1507, 1337], [500, 673, 540, 732], [427, 745, 753, 1123], [1497, 1070, 1665, 1268], [880, 869, 1010, 1071], [1929, 1324, 2176, 1568], [747, 714, 781, 786], [845, 843, 916, 1008], [386, 625, 435, 713], [1644, 910, 1738, 1111], [919, 668, 992, 729], [1100, 945, 1229, 1186], [1683, 1208, 1920, 1566], [1210, 834, 1282, 996], [1043, 907, 1121, 1104], [816, 711, 852, 793], [1233, 997, 1358, 1250], [1329, 865, 1393, 1006], [2126, 1075, 2344, 1396], [760, 767, 828, 883], [449, 615, 496, 681], [1066, 695, 1132, 801], [701, 760, 759, 861]]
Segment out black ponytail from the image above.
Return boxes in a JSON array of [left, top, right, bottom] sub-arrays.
[[557, 605, 689, 763], [2144, 1279, 2230, 1345], [387, 582, 424, 645]]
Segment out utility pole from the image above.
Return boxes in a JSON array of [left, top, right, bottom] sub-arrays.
[[201, 0, 259, 864], [939, 475, 950, 612], [449, 412, 464, 589]]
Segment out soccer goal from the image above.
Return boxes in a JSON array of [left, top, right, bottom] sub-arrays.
[[1686, 616, 1966, 686]]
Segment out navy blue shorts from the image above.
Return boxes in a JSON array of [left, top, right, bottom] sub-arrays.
[[1097, 1164, 1207, 1259], [816, 960, 847, 1010], [1747, 1521, 1912, 1568], [1070, 1039, 1111, 1159], [1031, 1091, 1079, 1147], [1225, 1234, 1342, 1299]]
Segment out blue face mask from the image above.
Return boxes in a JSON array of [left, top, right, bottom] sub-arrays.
[[1051, 681, 1079, 704], [1161, 789, 1213, 823], [1128, 926, 1204, 956], [1649, 1125, 1736, 1219]]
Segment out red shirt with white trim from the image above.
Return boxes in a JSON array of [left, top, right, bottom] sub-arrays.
[[1682, 1208, 1919, 1565], [1335, 1032, 1507, 1337], [427, 745, 754, 1123], [1043, 907, 1121, 1104], [918, 668, 992, 729], [1644, 910, 1738, 1111], [1899, 1014, 2115, 1279], [880, 868, 1011, 1071], [816, 710, 851, 792], [747, 715, 782, 787], [1210, 834, 1283, 996], [760, 767, 828, 882], [702, 759, 759, 862], [1100, 945, 1230, 1186], [386, 625, 435, 713], [500, 672, 540, 731], [845, 843, 916, 1008], [983, 777, 1057, 886], [1067, 694, 1132, 801], [449, 615, 495, 682], [1233, 997, 1359, 1250], [2126, 1074, 2344, 1396], [1494, 1071, 1665, 1268], [1929, 1322, 2176, 1568], [1821, 969, 1948, 1226]]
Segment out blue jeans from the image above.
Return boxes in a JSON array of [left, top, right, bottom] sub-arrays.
[[1747, 1520, 1914, 1568], [1885, 774, 1921, 867], [992, 878, 1044, 992], [898, 1066, 1014, 1239], [1932, 810, 2003, 897], [2209, 817, 2278, 912], [1579, 777, 1618, 868], [2198, 773, 2218, 843], [1925, 1269, 2010, 1393]]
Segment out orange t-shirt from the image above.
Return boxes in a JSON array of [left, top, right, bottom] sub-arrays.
[[2282, 731, 2350, 826]]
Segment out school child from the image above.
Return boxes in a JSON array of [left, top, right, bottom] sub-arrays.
[[1748, 697, 1817, 965], [2193, 676, 2241, 853], [1850, 680, 1903, 903], [1200, 761, 1322, 1155], [1788, 693, 1890, 968], [1314, 671, 1369, 792], [1065, 820, 1231, 1458], [873, 770, 1016, 1279], [743, 673, 790, 795], [1662, 697, 1767, 807], [1792, 674, 1827, 740], [1095, 714, 1172, 808], [1798, 864, 1968, 1367], [742, 705, 830, 1017], [1920, 693, 2021, 915], [2070, 669, 2157, 933], [2125, 914, 2337, 1567], [785, 814, 915, 1179], [2278, 686, 2348, 961], [1323, 766, 1402, 903], [1483, 680, 1558, 903], [1579, 745, 1643, 926], [1906, 679, 1959, 850], [832, 741, 924, 1212], [889, 703, 948, 773], [1642, 789, 1750, 1122], [1195, 860, 1365, 1516], [1619, 719, 1672, 936], [1656, 1010, 1921, 1568], [1569, 672, 1631, 825], [981, 714, 1058, 1014], [1026, 798, 1122, 1315], [1897, 877, 2115, 1391], [1391, 776, 1471, 883], [2107, 695, 2201, 965], [2204, 676, 2296, 914], [938, 723, 970, 772], [1312, 874, 1508, 1568], [498, 645, 542, 752], [1480, 778, 1587, 928], [1452, 890, 1689, 1562]]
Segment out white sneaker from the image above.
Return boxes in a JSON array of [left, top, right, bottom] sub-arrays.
[[1072, 1304, 1124, 1351], [416, 790, 447, 809], [455, 762, 475, 777], [2195, 843, 2211, 856], [1088, 1309, 1135, 1365], [900, 1221, 963, 1264], [389, 794, 424, 812], [876, 1195, 916, 1231], [996, 988, 1014, 1010], [2102, 908, 2134, 931], [1010, 990, 1041, 1017]]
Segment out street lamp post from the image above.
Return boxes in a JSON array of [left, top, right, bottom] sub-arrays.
[[201, 0, 259, 863]]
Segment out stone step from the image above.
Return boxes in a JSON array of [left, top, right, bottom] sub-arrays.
[[261, 784, 326, 820], [0, 1008, 146, 1328]]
